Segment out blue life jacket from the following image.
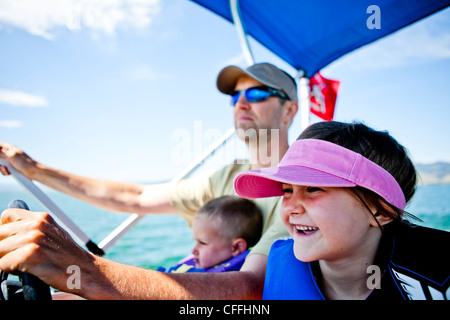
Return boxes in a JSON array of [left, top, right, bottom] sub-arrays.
[[263, 239, 324, 300], [158, 250, 249, 273]]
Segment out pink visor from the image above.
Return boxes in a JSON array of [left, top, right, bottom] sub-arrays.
[[234, 139, 406, 210]]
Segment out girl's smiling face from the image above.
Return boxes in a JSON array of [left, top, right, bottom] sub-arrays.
[[280, 184, 383, 264]]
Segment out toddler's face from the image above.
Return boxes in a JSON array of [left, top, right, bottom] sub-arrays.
[[191, 217, 234, 269]]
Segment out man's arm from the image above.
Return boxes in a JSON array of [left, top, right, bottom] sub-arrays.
[[0, 142, 174, 214], [0, 208, 266, 299], [80, 254, 266, 300]]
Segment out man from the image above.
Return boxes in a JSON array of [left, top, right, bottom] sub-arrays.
[[0, 62, 298, 299]]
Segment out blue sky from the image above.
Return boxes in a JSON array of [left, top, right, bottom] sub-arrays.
[[1, 1, 449, 186]]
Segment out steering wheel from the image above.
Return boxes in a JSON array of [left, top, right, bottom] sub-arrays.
[[0, 200, 52, 300]]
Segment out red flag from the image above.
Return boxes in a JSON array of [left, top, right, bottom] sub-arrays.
[[309, 72, 340, 121]]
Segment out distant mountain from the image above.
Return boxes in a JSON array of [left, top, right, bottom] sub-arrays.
[[416, 162, 450, 185]]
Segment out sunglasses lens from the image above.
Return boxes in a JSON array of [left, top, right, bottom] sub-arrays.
[[230, 92, 240, 106], [230, 87, 273, 106], [246, 88, 270, 102]]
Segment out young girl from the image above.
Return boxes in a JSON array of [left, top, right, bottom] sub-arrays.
[[234, 121, 449, 300]]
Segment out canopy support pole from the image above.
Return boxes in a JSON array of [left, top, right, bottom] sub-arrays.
[[230, 0, 254, 65], [298, 70, 311, 130]]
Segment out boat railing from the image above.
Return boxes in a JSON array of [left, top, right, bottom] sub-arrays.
[[0, 128, 236, 255]]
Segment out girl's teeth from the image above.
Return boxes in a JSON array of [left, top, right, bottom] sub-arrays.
[[295, 225, 318, 231]]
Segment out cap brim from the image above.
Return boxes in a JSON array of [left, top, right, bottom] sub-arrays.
[[234, 166, 357, 199], [216, 65, 283, 95], [217, 66, 247, 95]]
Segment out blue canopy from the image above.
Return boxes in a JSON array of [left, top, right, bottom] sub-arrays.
[[191, 0, 450, 77]]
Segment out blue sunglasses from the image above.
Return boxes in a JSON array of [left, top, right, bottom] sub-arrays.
[[230, 86, 289, 106]]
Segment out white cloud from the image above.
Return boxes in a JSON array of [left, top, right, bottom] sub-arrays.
[[0, 120, 23, 128], [0, 89, 49, 107], [0, 0, 162, 40]]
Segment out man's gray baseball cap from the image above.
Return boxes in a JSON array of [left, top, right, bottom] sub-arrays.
[[216, 62, 298, 102]]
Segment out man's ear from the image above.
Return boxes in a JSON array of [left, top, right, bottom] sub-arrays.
[[283, 101, 298, 125], [231, 238, 248, 257]]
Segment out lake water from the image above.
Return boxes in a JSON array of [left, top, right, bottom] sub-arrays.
[[0, 183, 449, 269]]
